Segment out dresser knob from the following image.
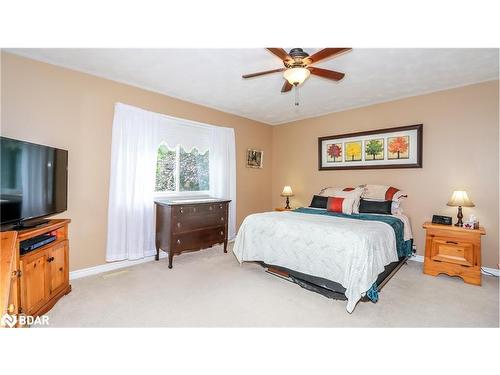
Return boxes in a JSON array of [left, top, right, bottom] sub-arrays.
[[177, 222, 181, 228], [193, 207, 197, 212], [177, 239, 181, 244], [220, 217, 224, 222], [209, 206, 213, 211], [220, 231, 224, 236], [59, 267, 63, 272], [180, 208, 184, 214], [219, 204, 223, 209]]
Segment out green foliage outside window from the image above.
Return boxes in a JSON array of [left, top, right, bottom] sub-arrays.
[[179, 147, 209, 191], [155, 144, 209, 192]]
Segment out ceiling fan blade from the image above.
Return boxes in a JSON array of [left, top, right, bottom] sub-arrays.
[[308, 67, 345, 81], [281, 80, 293, 93], [242, 68, 285, 79], [307, 48, 351, 64], [266, 48, 291, 61]]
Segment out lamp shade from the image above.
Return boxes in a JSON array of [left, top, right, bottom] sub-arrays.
[[447, 190, 475, 207], [283, 68, 310, 85], [281, 185, 294, 197]]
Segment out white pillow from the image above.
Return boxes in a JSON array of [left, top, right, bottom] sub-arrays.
[[358, 184, 407, 202], [391, 201, 403, 215], [318, 186, 346, 196]]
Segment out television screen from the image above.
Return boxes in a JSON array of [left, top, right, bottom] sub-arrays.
[[0, 137, 68, 225]]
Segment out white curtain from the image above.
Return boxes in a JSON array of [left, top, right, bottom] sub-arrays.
[[209, 126, 237, 240], [106, 103, 237, 261], [106, 103, 159, 261], [157, 119, 211, 153]]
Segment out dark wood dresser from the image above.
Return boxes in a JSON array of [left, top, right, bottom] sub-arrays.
[[154, 198, 231, 268]]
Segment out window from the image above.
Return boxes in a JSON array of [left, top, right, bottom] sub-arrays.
[[155, 144, 209, 194]]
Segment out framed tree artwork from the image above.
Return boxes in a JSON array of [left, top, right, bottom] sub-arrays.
[[387, 136, 410, 159], [364, 139, 384, 160], [345, 141, 362, 162], [318, 124, 422, 170], [326, 143, 342, 163]]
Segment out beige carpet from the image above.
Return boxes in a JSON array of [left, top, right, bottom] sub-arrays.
[[44, 243, 499, 327]]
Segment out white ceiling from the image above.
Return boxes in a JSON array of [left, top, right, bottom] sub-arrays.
[[7, 48, 499, 125]]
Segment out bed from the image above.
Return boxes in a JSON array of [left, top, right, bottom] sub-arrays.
[[232, 205, 413, 313]]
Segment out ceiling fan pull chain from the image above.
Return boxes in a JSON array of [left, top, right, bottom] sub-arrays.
[[294, 84, 300, 106]]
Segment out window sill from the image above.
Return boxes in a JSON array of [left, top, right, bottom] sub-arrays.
[[154, 192, 211, 200]]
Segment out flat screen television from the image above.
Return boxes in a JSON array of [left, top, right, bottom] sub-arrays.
[[0, 136, 68, 228]]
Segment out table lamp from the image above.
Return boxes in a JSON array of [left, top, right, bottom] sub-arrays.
[[281, 186, 294, 209], [447, 190, 475, 227]]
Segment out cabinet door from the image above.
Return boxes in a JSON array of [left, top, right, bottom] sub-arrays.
[[48, 240, 68, 296], [20, 250, 50, 315], [7, 241, 20, 316], [8, 267, 20, 316]]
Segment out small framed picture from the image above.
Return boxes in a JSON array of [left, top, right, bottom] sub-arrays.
[[246, 149, 263, 168]]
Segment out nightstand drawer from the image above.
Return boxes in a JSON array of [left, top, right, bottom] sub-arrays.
[[431, 237, 473, 267]]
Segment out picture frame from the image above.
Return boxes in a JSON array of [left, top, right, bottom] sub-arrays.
[[318, 124, 423, 170], [246, 149, 263, 168]]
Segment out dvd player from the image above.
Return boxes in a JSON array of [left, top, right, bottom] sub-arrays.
[[20, 234, 57, 255]]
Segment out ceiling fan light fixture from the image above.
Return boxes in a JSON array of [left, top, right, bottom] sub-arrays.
[[283, 67, 310, 86]]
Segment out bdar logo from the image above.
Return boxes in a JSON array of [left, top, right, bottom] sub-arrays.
[[1, 313, 17, 328]]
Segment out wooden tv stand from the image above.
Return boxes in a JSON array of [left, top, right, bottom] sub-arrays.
[[5, 219, 71, 322]]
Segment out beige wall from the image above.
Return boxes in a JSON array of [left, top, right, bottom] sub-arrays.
[[272, 81, 499, 268], [1, 52, 273, 270]]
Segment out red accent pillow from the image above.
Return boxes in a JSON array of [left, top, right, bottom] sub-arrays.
[[327, 197, 345, 213], [327, 196, 356, 214], [385, 186, 400, 200]]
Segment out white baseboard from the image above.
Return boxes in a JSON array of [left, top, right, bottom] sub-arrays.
[[69, 252, 167, 280], [409, 254, 425, 263], [409, 254, 499, 277]]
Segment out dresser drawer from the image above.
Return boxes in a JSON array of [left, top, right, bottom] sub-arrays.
[[430, 237, 474, 267], [172, 227, 226, 252], [172, 203, 226, 217], [173, 213, 226, 233]]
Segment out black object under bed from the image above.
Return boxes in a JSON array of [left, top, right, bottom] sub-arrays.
[[258, 255, 410, 302]]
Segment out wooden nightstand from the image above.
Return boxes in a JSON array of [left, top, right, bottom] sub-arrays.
[[422, 222, 485, 285], [274, 207, 293, 212]]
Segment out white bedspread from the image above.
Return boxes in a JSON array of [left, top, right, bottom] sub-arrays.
[[233, 211, 400, 313]]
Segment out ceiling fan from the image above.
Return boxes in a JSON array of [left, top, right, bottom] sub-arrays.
[[242, 48, 351, 105]]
